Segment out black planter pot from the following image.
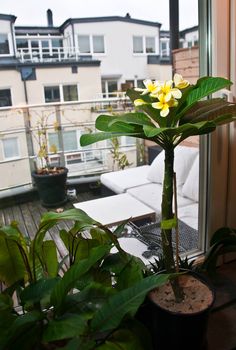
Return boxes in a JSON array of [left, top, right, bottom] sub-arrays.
[[137, 271, 215, 350], [32, 167, 68, 208]]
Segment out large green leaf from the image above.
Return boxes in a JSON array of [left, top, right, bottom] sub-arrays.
[[41, 240, 58, 277], [178, 77, 232, 117], [80, 131, 142, 146], [43, 314, 87, 342], [20, 277, 59, 304], [91, 273, 171, 332], [96, 113, 153, 131], [116, 256, 144, 291], [51, 244, 111, 313], [0, 234, 27, 286]]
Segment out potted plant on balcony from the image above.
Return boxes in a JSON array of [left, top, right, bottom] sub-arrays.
[[0, 208, 173, 349], [80, 75, 236, 349], [31, 114, 68, 208]]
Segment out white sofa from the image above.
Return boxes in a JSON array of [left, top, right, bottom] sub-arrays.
[[101, 146, 199, 230]]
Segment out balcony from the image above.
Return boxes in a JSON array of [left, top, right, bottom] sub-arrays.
[[0, 97, 138, 197], [16, 47, 91, 63]]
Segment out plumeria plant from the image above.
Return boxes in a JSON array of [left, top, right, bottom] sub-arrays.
[[81, 74, 236, 301]]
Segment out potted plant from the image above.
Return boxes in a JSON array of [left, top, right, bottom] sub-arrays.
[[31, 112, 68, 207], [0, 208, 174, 349], [80, 75, 236, 349]]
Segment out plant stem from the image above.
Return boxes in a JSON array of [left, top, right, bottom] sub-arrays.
[[161, 148, 184, 302]]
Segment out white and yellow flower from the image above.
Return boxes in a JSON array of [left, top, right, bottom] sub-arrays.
[[152, 93, 177, 117], [173, 73, 190, 89], [135, 79, 159, 95], [134, 98, 147, 107]]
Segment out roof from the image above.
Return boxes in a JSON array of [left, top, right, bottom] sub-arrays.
[[15, 26, 61, 36], [180, 25, 198, 36], [0, 13, 16, 22], [60, 15, 161, 31]]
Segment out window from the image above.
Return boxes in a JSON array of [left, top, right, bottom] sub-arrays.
[[2, 137, 19, 159], [63, 85, 78, 102], [51, 39, 63, 48], [63, 130, 78, 151], [78, 35, 90, 53], [78, 35, 105, 54], [44, 86, 60, 103], [0, 89, 12, 107], [16, 38, 28, 49], [133, 36, 143, 53], [146, 37, 156, 53], [0, 34, 10, 55], [93, 35, 105, 53], [44, 85, 78, 103], [133, 36, 156, 54], [161, 41, 168, 56], [102, 80, 118, 98]]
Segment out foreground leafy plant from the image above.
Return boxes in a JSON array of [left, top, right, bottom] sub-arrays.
[[0, 209, 172, 349], [80, 75, 236, 301]]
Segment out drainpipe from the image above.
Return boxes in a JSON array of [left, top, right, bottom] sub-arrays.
[[169, 0, 179, 67], [10, 21, 16, 56]]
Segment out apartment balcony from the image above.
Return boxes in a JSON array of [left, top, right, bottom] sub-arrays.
[[16, 46, 92, 63]]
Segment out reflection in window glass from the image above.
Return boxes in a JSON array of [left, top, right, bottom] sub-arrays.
[[78, 35, 90, 53], [63, 130, 78, 151], [0, 34, 9, 54], [44, 86, 60, 103], [93, 35, 104, 53], [63, 85, 78, 101], [146, 36, 156, 53], [133, 36, 143, 53], [0, 89, 12, 107], [51, 39, 63, 48], [48, 133, 60, 151], [2, 138, 19, 159], [16, 39, 28, 49]]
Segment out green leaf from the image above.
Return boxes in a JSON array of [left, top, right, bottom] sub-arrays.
[[210, 227, 236, 246], [20, 277, 59, 304], [179, 77, 232, 117], [116, 256, 144, 291], [43, 314, 87, 342], [51, 244, 111, 313], [42, 240, 58, 277], [91, 273, 171, 332], [80, 132, 141, 147], [0, 233, 26, 286], [143, 125, 164, 138]]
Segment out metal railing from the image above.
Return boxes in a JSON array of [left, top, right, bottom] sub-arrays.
[[0, 97, 138, 193], [16, 47, 84, 63]]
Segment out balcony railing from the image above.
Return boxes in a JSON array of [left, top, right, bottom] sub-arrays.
[[16, 47, 85, 63], [0, 98, 138, 195]]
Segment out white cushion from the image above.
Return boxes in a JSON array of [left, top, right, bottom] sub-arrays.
[[100, 165, 150, 194], [182, 155, 199, 202], [127, 183, 193, 214], [147, 146, 198, 186], [178, 203, 199, 230]]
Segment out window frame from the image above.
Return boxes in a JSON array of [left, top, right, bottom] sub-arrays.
[[0, 88, 12, 107], [0, 33, 10, 56], [43, 84, 79, 103], [133, 35, 157, 55], [1, 137, 20, 160], [78, 34, 105, 55]]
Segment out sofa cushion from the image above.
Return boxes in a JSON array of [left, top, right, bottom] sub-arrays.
[[147, 146, 198, 186], [178, 203, 198, 231], [182, 155, 199, 202], [127, 183, 193, 214], [100, 165, 150, 194]]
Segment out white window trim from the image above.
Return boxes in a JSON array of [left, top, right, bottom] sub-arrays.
[[0, 32, 12, 57], [78, 34, 106, 55], [1, 137, 20, 160], [43, 83, 79, 103], [132, 35, 157, 56]]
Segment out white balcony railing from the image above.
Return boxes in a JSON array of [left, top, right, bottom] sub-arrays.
[[16, 47, 83, 63]]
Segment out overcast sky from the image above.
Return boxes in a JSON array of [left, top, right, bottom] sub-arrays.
[[0, 0, 198, 30]]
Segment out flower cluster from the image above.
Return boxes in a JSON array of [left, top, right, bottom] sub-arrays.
[[134, 74, 190, 117]]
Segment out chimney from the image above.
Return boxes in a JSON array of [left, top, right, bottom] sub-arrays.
[[47, 9, 53, 27]]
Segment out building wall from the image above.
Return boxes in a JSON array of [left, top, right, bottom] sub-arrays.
[[147, 63, 172, 80], [73, 21, 160, 85], [172, 46, 199, 84]]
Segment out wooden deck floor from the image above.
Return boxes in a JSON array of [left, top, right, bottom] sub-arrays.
[[0, 191, 101, 258]]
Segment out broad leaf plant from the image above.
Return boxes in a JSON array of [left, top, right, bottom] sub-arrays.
[[81, 75, 236, 301]]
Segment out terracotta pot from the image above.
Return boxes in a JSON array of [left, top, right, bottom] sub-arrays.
[[136, 270, 215, 350], [32, 167, 68, 208]]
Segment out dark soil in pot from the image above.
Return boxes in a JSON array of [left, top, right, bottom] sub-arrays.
[[32, 167, 68, 208], [137, 271, 215, 350]]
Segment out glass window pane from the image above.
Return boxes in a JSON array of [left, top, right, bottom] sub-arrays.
[[146, 36, 155, 53], [51, 39, 63, 47], [63, 85, 78, 101], [133, 36, 143, 53], [41, 40, 49, 48], [93, 35, 104, 53], [48, 133, 60, 151], [107, 81, 118, 93], [16, 39, 28, 49], [63, 130, 77, 151], [0, 34, 9, 54], [0, 89, 12, 107], [2, 138, 19, 158], [78, 35, 90, 53], [44, 86, 60, 103], [31, 40, 39, 48]]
